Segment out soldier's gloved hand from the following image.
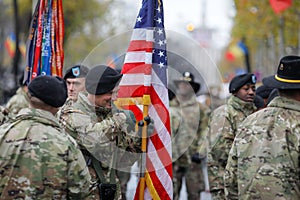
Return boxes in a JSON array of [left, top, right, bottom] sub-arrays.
[[112, 112, 127, 128], [191, 153, 202, 164], [138, 116, 154, 138], [122, 110, 136, 133]]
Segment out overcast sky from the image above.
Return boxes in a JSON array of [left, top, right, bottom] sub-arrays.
[[122, 0, 235, 48]]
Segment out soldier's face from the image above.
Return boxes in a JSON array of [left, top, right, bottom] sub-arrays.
[[94, 92, 113, 108], [176, 81, 194, 96], [93, 86, 119, 109], [235, 84, 256, 102], [66, 77, 86, 101]]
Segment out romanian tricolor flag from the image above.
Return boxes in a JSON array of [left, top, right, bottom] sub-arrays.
[[24, 0, 64, 84], [4, 33, 26, 58], [116, 0, 172, 199], [4, 33, 16, 58]]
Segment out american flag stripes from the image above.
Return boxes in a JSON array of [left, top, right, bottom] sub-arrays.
[[117, 0, 172, 199]]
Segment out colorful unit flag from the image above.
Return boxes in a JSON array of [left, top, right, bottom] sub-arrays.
[[269, 0, 292, 14], [116, 0, 172, 199], [4, 32, 26, 58], [24, 0, 64, 84]]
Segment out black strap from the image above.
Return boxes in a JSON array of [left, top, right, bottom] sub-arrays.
[[89, 149, 118, 184]]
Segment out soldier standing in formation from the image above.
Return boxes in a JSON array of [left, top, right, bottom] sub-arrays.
[[225, 55, 300, 199], [170, 71, 210, 200], [56, 64, 90, 119], [207, 73, 257, 199], [59, 65, 149, 200], [0, 75, 93, 199]]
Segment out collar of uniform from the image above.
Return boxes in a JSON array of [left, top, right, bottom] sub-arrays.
[[229, 95, 256, 113], [268, 96, 300, 112]]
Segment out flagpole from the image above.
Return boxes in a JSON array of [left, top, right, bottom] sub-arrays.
[[139, 1, 156, 198], [139, 94, 151, 200]]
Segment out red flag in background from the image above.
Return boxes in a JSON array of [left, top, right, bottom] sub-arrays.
[[116, 0, 172, 199], [270, 0, 292, 14]]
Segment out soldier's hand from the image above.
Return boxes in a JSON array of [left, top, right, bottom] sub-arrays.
[[112, 112, 127, 127], [122, 110, 136, 133]]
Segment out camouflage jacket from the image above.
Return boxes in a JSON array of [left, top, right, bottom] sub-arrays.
[[5, 87, 29, 115], [59, 92, 141, 199], [224, 96, 300, 200], [207, 95, 256, 192], [0, 108, 92, 199], [170, 96, 210, 167]]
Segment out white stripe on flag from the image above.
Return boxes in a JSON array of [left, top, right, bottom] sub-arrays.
[[120, 74, 152, 86], [124, 52, 152, 64], [131, 28, 154, 42], [149, 106, 172, 155]]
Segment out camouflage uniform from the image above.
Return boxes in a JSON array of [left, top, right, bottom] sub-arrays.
[[5, 87, 29, 115], [0, 108, 92, 199], [207, 95, 256, 199], [59, 92, 141, 200], [170, 96, 210, 200], [224, 96, 300, 199], [0, 106, 7, 125]]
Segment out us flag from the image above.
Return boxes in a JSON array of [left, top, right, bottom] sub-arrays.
[[116, 0, 172, 199]]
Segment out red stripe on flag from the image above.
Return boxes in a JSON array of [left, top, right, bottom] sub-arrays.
[[150, 88, 171, 132], [128, 40, 153, 52], [118, 85, 147, 98], [148, 133, 172, 173], [122, 63, 152, 74], [146, 156, 171, 199]]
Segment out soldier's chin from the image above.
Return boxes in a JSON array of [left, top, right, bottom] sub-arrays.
[[246, 97, 254, 102]]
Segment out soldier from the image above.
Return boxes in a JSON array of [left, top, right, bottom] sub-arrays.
[[170, 71, 210, 200], [207, 73, 257, 199], [59, 65, 150, 200], [0, 75, 92, 199], [224, 55, 300, 199], [63, 64, 89, 103], [0, 106, 6, 125], [5, 73, 29, 118], [57, 65, 90, 119]]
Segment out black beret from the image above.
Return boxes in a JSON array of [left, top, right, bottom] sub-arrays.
[[229, 73, 257, 93], [63, 65, 89, 80], [85, 65, 123, 95], [28, 75, 68, 107], [254, 95, 265, 109], [263, 55, 300, 90], [255, 85, 274, 99]]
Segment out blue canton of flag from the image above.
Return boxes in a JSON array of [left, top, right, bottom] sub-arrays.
[[135, 0, 168, 87]]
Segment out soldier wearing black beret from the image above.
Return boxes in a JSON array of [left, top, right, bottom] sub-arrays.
[[207, 73, 257, 200], [28, 75, 67, 109], [63, 65, 89, 102], [224, 55, 300, 199], [59, 65, 151, 199]]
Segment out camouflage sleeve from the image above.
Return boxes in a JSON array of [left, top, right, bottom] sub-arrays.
[[208, 114, 235, 192], [224, 138, 238, 199], [209, 114, 235, 168], [60, 111, 121, 153], [195, 104, 211, 158], [170, 107, 182, 162], [67, 142, 94, 199]]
